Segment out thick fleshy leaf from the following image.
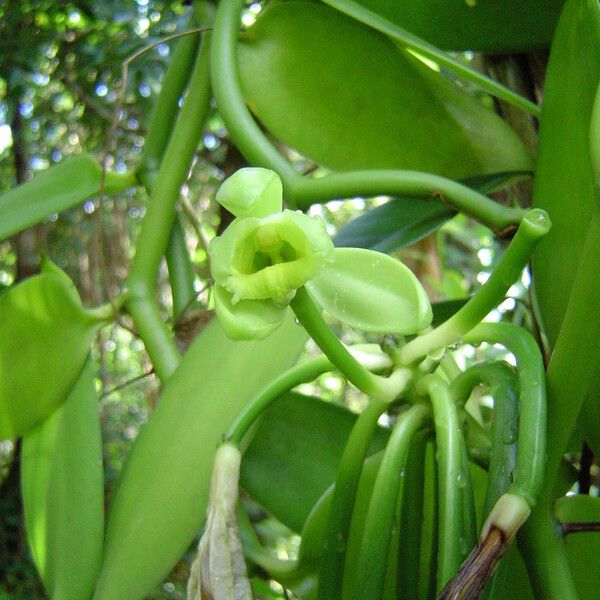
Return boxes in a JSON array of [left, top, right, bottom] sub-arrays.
[[94, 314, 307, 600], [334, 172, 528, 253], [238, 2, 532, 179], [241, 392, 389, 532], [531, 0, 600, 347], [0, 154, 135, 240], [216, 167, 283, 218], [213, 284, 288, 340], [352, 0, 563, 52], [306, 248, 432, 334], [529, 0, 600, 456], [21, 357, 104, 600], [0, 271, 100, 438]]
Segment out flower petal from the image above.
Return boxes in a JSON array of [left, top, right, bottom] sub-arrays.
[[213, 285, 288, 340]]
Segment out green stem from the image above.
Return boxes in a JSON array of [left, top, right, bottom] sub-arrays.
[[518, 508, 579, 600], [351, 403, 431, 600], [396, 430, 429, 600], [398, 209, 550, 366], [481, 365, 519, 600], [292, 170, 525, 230], [237, 503, 300, 579], [416, 375, 465, 592], [319, 0, 540, 117], [318, 398, 388, 600], [463, 324, 546, 507], [290, 287, 409, 401], [227, 355, 332, 445], [137, 21, 201, 182], [459, 431, 477, 554], [103, 170, 138, 194], [210, 0, 301, 191], [136, 13, 206, 321], [166, 214, 197, 319], [126, 28, 212, 382]]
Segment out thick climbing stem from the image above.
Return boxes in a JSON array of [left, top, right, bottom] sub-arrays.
[[416, 375, 466, 592], [126, 27, 212, 382], [396, 430, 429, 600], [165, 215, 197, 319], [318, 398, 388, 600], [292, 171, 525, 230], [211, 0, 300, 189], [351, 403, 431, 600], [463, 324, 546, 506], [398, 209, 550, 366]]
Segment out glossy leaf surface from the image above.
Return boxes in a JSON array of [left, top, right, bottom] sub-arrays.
[[241, 392, 389, 532], [21, 358, 104, 600], [0, 154, 135, 240], [306, 248, 432, 334], [334, 172, 528, 253], [238, 2, 532, 180], [0, 271, 99, 438], [94, 314, 307, 600], [352, 0, 564, 52], [531, 0, 600, 347], [530, 0, 600, 455]]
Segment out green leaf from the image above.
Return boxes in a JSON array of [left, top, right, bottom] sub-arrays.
[[351, 0, 564, 52], [530, 0, 600, 456], [21, 357, 104, 600], [0, 154, 136, 240], [554, 495, 600, 599], [241, 392, 389, 532], [93, 314, 307, 600], [431, 299, 469, 327], [333, 172, 529, 253], [0, 271, 100, 438], [531, 0, 600, 347], [334, 196, 453, 253], [216, 167, 283, 218], [238, 2, 532, 180], [306, 248, 432, 334]]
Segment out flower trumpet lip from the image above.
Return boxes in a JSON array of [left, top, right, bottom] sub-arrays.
[[208, 209, 334, 340], [187, 443, 253, 600]]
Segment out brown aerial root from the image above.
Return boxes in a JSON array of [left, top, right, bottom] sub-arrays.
[[437, 526, 508, 600]]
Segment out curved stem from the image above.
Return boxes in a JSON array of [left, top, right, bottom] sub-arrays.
[[227, 355, 332, 445], [126, 27, 212, 382], [292, 170, 525, 231], [416, 375, 465, 592], [463, 324, 546, 507], [290, 287, 410, 402], [318, 398, 388, 600], [396, 430, 429, 600], [319, 0, 540, 117], [398, 209, 551, 366], [210, 0, 300, 192], [351, 403, 431, 600]]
